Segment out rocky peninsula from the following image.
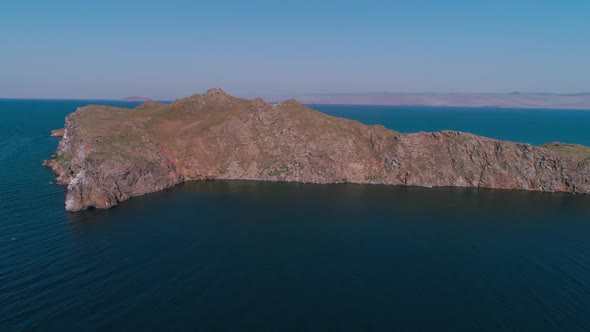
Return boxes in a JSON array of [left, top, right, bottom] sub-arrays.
[[44, 88, 590, 211]]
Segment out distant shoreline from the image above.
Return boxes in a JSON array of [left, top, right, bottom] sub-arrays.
[[120, 96, 152, 102], [267, 92, 590, 110], [301, 103, 590, 110], [2, 92, 590, 110]]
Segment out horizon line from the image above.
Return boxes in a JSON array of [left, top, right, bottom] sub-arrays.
[[2, 91, 590, 101]]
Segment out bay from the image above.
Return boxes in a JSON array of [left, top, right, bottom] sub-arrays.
[[1, 100, 590, 331]]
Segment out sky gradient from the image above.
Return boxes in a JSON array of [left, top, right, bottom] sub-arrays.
[[1, 0, 589, 99]]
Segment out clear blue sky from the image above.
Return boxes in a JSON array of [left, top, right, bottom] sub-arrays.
[[1, 0, 589, 99]]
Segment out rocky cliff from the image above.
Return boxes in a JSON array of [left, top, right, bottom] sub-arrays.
[[44, 88, 590, 211]]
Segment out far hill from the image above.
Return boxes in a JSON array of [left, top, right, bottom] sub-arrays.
[[120, 96, 151, 102], [267, 92, 590, 109]]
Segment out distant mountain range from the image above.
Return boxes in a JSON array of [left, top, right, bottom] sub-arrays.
[[267, 92, 590, 109], [120, 96, 151, 102]]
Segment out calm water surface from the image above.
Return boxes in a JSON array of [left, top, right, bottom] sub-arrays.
[[1, 100, 590, 331]]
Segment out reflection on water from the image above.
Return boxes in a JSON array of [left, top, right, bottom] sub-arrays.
[[71, 180, 590, 225]]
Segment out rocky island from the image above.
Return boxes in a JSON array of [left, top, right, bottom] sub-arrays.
[[44, 88, 590, 211]]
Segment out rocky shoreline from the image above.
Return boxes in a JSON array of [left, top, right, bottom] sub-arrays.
[[44, 88, 590, 211]]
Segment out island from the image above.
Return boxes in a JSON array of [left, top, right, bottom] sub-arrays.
[[44, 88, 590, 211]]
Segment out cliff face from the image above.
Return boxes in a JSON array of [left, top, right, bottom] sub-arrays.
[[44, 88, 590, 211]]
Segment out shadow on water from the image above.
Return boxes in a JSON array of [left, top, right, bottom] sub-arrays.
[[69, 180, 590, 226]]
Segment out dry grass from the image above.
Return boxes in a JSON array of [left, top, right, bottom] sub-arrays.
[[541, 142, 590, 162]]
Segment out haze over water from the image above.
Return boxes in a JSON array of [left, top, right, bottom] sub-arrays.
[[2, 99, 590, 331]]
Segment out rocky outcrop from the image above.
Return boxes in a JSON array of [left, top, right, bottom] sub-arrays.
[[50, 128, 65, 137], [44, 88, 590, 211]]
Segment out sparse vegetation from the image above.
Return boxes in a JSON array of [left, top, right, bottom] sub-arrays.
[[541, 142, 590, 162], [185, 174, 203, 181], [54, 153, 70, 163], [269, 164, 291, 177]]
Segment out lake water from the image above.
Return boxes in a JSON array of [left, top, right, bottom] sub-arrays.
[[1, 100, 590, 331]]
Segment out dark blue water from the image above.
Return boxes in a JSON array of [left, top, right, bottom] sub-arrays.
[[2, 100, 590, 331]]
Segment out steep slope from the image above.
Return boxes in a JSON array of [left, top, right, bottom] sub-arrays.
[[44, 88, 590, 211]]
